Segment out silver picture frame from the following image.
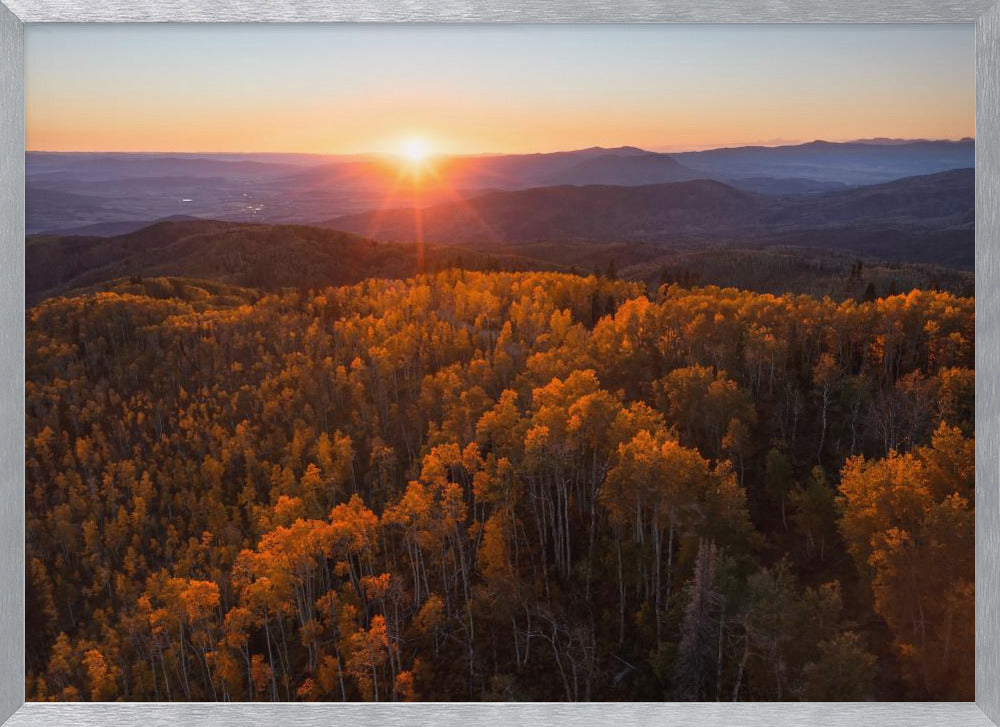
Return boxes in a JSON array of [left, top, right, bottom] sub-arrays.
[[1, 4, 998, 725]]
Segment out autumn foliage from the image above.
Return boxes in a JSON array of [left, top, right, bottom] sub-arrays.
[[25, 270, 973, 701]]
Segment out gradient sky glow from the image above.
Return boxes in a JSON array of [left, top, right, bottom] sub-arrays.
[[25, 24, 975, 155]]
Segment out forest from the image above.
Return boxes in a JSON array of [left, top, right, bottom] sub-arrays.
[[25, 269, 974, 702]]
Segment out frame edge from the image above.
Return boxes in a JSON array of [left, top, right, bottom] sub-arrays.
[[3, 3, 1000, 726], [976, 1, 1000, 724], [0, 0, 24, 725], [1, 0, 998, 23]]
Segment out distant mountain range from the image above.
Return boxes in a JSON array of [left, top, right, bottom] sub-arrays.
[[24, 140, 975, 302], [322, 169, 973, 244], [26, 170, 973, 300], [325, 179, 762, 242], [26, 138, 974, 235], [672, 139, 974, 184], [538, 152, 701, 186]]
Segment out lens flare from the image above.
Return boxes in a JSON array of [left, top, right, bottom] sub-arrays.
[[399, 137, 431, 164]]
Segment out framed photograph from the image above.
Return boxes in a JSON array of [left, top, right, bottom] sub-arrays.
[[1, 4, 999, 727]]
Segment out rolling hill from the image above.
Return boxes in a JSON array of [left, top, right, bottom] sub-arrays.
[[766, 168, 974, 228], [536, 152, 701, 186], [27, 164, 973, 306], [26, 140, 974, 235], [25, 220, 540, 305], [323, 179, 771, 243], [321, 169, 973, 245], [26, 215, 975, 307], [673, 138, 974, 184]]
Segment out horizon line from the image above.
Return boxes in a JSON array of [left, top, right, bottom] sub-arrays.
[[24, 136, 977, 158]]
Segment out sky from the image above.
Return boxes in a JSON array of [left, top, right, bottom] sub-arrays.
[[25, 24, 975, 155]]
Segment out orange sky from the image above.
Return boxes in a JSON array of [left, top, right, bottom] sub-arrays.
[[25, 24, 975, 155]]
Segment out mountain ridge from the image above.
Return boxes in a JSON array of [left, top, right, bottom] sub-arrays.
[[27, 139, 976, 234], [320, 168, 974, 244]]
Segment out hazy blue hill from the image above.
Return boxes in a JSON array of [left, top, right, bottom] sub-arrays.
[[322, 170, 973, 244], [725, 177, 847, 195], [43, 215, 204, 238], [26, 152, 308, 180], [442, 146, 654, 188], [26, 141, 973, 234], [25, 184, 127, 234], [539, 152, 702, 186], [324, 179, 770, 243], [768, 168, 974, 229], [673, 139, 974, 184], [280, 146, 657, 192]]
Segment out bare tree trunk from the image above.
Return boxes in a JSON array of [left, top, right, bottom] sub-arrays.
[[653, 520, 662, 641], [262, 606, 279, 702], [666, 507, 676, 605], [732, 623, 750, 702], [716, 602, 726, 701], [817, 385, 829, 464], [617, 535, 626, 646]]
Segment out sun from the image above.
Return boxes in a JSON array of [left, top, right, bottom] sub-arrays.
[[398, 137, 432, 164]]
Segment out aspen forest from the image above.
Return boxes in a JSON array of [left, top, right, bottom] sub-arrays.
[[25, 269, 975, 702]]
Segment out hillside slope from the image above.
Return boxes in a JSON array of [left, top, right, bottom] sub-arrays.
[[674, 138, 975, 183], [324, 179, 770, 243], [322, 170, 973, 245], [26, 220, 537, 304]]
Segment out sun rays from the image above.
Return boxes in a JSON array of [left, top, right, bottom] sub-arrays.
[[399, 137, 432, 165]]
